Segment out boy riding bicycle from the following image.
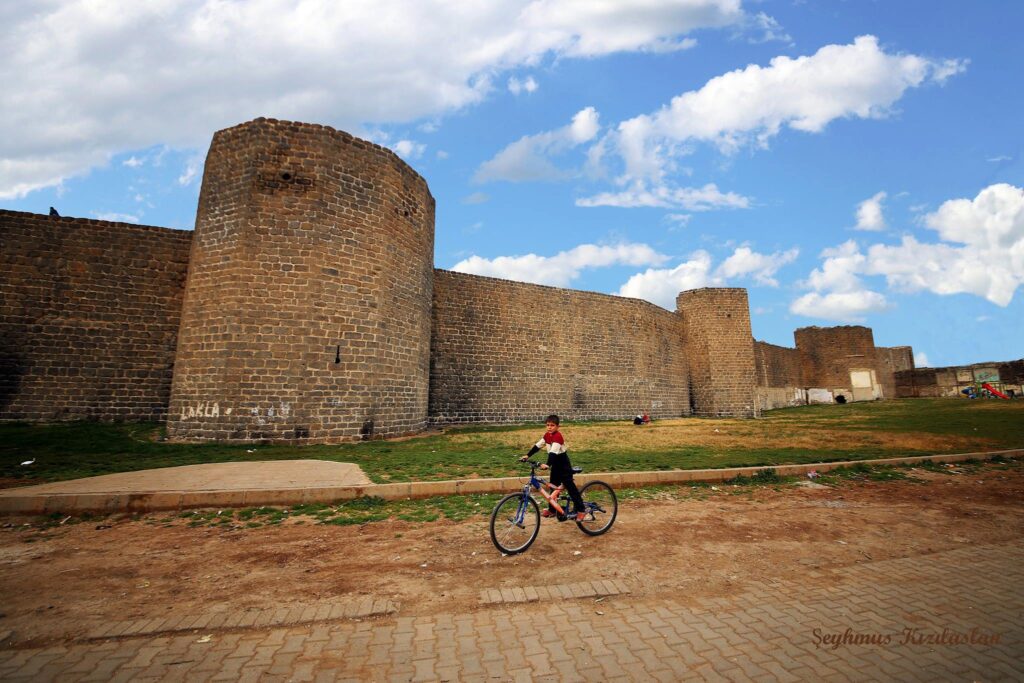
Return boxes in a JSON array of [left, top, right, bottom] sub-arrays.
[[519, 414, 586, 521]]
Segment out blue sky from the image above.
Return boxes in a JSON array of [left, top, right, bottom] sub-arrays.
[[2, 1, 1022, 367]]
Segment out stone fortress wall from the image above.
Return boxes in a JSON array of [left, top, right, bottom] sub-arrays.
[[429, 270, 690, 424], [0, 211, 192, 421], [753, 326, 915, 410], [896, 360, 1024, 399], [166, 119, 436, 442], [2, 118, 1012, 442]]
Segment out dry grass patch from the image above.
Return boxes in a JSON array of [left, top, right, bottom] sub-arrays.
[[447, 417, 996, 454]]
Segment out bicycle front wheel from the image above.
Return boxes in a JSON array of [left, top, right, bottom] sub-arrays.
[[576, 480, 618, 536], [490, 493, 540, 554]]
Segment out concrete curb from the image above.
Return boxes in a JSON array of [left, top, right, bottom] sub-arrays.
[[1, 448, 1020, 516]]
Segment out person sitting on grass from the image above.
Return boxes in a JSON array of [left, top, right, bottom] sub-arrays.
[[519, 414, 586, 521]]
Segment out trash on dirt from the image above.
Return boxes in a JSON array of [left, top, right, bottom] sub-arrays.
[[136, 580, 150, 588], [595, 597, 606, 603], [573, 551, 582, 556], [59, 517, 71, 525], [196, 635, 212, 644], [596, 610, 605, 615], [246, 449, 255, 453], [19, 459, 34, 466], [95, 524, 112, 530], [420, 563, 428, 568], [807, 470, 819, 479], [711, 486, 719, 491], [837, 540, 847, 545]]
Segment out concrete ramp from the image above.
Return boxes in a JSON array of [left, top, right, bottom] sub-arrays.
[[0, 460, 373, 514]]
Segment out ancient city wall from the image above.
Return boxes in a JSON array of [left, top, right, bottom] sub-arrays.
[[896, 359, 1024, 398], [876, 346, 914, 401], [753, 340, 805, 411], [429, 270, 690, 424], [167, 119, 436, 443], [0, 210, 191, 421], [754, 340, 803, 388], [676, 289, 757, 417], [794, 325, 889, 400]]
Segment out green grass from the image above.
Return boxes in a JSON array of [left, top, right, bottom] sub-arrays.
[[1, 399, 1021, 485]]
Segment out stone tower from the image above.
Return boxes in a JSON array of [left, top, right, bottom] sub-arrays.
[[676, 288, 758, 417], [795, 325, 884, 401], [167, 119, 435, 442]]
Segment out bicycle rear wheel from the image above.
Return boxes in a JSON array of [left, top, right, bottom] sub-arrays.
[[490, 493, 540, 554], [576, 481, 617, 536]]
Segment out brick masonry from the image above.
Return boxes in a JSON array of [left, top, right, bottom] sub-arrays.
[[677, 288, 757, 417], [0, 542, 1018, 681], [0, 210, 192, 421], [166, 119, 435, 443], [429, 270, 690, 424]]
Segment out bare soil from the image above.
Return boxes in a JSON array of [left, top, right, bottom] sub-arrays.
[[1, 461, 1021, 645]]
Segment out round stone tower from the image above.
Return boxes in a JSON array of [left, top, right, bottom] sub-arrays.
[[167, 119, 435, 442]]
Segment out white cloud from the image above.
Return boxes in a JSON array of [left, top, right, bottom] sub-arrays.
[[617, 251, 718, 307], [508, 76, 539, 95], [519, 0, 737, 57], [664, 213, 692, 231], [94, 211, 141, 224], [461, 192, 490, 205], [435, 150, 449, 160], [865, 184, 1024, 306], [576, 182, 750, 209], [122, 156, 144, 168], [792, 184, 1024, 319], [603, 35, 965, 190], [914, 351, 930, 367], [451, 242, 669, 288], [177, 157, 201, 186], [715, 246, 798, 286], [475, 107, 600, 183], [854, 191, 887, 231], [790, 290, 889, 322], [0, 0, 750, 198], [789, 240, 889, 322], [743, 12, 792, 44], [617, 245, 798, 308], [393, 139, 426, 160]]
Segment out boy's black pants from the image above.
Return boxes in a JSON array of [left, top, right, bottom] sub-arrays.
[[550, 469, 585, 515]]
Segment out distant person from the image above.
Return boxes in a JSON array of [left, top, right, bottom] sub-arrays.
[[519, 414, 585, 521], [49, 207, 60, 216]]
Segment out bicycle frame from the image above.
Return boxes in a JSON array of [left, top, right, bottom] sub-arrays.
[[513, 463, 569, 524]]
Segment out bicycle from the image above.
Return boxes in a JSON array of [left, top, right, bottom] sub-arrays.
[[489, 460, 618, 554]]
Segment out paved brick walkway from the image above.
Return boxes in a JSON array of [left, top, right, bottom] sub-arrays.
[[1, 542, 1020, 681]]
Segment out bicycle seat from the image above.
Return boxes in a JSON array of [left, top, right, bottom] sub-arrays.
[[572, 466, 583, 474]]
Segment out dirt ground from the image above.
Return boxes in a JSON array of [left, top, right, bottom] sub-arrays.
[[1, 461, 1021, 646]]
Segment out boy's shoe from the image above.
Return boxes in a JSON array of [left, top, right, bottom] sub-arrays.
[[541, 509, 555, 518], [575, 512, 587, 521]]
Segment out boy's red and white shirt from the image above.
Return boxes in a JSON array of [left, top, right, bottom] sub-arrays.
[[535, 431, 567, 454]]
